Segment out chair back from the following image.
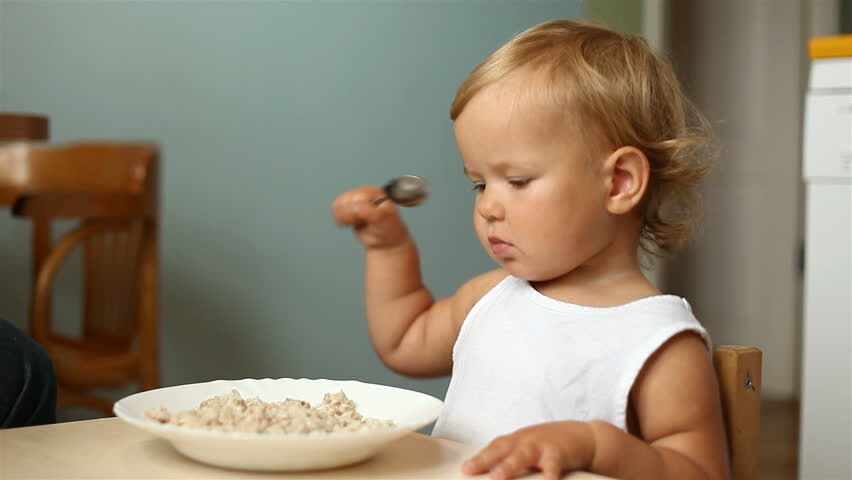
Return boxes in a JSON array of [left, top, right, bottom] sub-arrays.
[[0, 112, 49, 141], [0, 142, 153, 204], [713, 345, 762, 480]]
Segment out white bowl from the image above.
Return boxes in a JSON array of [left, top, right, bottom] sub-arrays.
[[113, 378, 443, 471]]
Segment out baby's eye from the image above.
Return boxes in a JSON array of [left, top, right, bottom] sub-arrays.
[[471, 183, 485, 193], [508, 178, 531, 188]]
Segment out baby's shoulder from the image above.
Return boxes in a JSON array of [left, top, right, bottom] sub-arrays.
[[448, 269, 509, 320], [456, 268, 510, 304]]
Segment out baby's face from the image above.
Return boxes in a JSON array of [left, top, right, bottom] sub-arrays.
[[454, 71, 619, 282]]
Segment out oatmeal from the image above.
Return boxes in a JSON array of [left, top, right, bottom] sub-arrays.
[[144, 389, 395, 434]]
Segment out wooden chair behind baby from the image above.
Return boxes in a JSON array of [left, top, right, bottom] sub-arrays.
[[713, 345, 762, 480]]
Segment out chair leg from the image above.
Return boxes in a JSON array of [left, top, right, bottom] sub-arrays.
[[57, 386, 114, 416]]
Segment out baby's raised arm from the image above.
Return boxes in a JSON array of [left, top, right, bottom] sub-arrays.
[[332, 185, 505, 377]]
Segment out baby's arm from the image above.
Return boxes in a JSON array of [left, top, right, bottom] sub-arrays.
[[332, 185, 506, 377], [463, 332, 730, 480]]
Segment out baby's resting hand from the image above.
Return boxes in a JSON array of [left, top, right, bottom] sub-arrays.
[[462, 421, 596, 480], [331, 185, 411, 249]]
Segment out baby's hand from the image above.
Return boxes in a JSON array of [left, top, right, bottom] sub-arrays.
[[462, 421, 596, 480], [331, 186, 410, 249]]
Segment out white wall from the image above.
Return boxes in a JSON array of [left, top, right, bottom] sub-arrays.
[[664, 0, 810, 400]]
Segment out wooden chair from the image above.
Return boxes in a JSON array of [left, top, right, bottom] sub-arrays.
[[0, 141, 160, 415], [0, 112, 49, 141], [714, 345, 762, 480]]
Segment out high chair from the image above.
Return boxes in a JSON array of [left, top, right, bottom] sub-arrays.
[[713, 345, 762, 480], [0, 141, 160, 415]]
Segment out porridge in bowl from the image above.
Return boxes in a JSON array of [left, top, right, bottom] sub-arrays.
[[145, 389, 395, 434], [115, 378, 443, 470]]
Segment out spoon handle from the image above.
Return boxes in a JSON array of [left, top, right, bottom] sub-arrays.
[[371, 195, 389, 206]]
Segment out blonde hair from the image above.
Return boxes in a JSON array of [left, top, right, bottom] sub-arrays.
[[451, 20, 713, 258]]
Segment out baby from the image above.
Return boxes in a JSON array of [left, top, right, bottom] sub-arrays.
[[332, 19, 728, 480]]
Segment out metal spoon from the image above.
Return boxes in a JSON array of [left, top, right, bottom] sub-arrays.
[[372, 175, 429, 207]]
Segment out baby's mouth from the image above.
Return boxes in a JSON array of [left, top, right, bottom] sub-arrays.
[[488, 236, 514, 255]]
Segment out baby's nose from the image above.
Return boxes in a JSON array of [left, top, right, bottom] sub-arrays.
[[476, 192, 505, 221]]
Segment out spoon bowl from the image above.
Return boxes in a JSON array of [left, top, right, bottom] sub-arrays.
[[374, 175, 428, 207]]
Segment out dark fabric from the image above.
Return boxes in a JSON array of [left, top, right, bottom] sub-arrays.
[[0, 318, 57, 428]]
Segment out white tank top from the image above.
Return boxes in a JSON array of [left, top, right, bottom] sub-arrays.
[[431, 275, 711, 446]]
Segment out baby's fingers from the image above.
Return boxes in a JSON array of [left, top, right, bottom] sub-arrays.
[[354, 198, 397, 228], [489, 446, 541, 480], [331, 187, 384, 226], [537, 446, 565, 480], [462, 437, 523, 477]]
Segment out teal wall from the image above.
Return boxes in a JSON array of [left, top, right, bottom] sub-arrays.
[[0, 1, 581, 403]]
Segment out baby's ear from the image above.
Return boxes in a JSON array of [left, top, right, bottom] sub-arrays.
[[603, 146, 649, 215]]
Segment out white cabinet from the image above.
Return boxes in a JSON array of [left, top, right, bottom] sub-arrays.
[[802, 94, 852, 179], [800, 41, 852, 480]]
